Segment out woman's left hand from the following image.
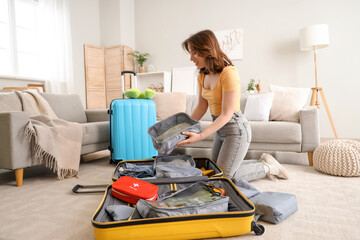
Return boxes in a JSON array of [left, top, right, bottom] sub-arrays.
[[177, 132, 203, 146]]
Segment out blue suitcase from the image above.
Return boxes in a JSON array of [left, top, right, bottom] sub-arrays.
[[108, 71, 157, 163]]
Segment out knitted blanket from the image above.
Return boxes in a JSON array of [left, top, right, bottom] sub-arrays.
[[16, 91, 83, 179]]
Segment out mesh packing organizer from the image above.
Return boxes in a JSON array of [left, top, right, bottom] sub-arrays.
[[148, 112, 201, 155]]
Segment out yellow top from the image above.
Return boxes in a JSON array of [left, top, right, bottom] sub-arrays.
[[198, 66, 240, 116]]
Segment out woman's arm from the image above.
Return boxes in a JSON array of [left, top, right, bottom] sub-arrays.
[[177, 90, 238, 146], [190, 88, 208, 121]]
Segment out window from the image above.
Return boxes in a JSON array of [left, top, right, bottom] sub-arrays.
[[0, 0, 40, 78]]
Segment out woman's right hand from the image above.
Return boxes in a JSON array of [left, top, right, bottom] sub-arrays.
[[177, 132, 203, 146]]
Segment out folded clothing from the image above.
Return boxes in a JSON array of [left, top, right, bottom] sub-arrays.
[[105, 205, 134, 221], [156, 122, 192, 143], [233, 180, 298, 224], [232, 179, 261, 199], [154, 155, 203, 178], [156, 165, 204, 178], [112, 176, 159, 205], [136, 181, 229, 218], [118, 162, 155, 178], [250, 191, 298, 224]]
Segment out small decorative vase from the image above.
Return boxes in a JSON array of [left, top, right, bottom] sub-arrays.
[[138, 66, 146, 73]]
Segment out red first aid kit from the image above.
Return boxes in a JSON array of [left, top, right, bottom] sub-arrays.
[[111, 176, 159, 204]]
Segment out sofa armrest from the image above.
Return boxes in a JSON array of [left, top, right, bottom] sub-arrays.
[[0, 111, 32, 169], [85, 109, 109, 122], [299, 106, 320, 152]]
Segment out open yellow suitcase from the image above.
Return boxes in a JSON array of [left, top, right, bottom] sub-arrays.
[[91, 157, 265, 239]]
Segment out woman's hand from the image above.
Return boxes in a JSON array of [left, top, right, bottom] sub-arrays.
[[177, 132, 203, 146]]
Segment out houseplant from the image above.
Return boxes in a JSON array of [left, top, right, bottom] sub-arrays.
[[128, 50, 150, 73], [247, 79, 256, 93]]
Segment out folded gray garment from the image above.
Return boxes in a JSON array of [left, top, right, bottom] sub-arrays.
[[157, 158, 192, 167], [105, 205, 134, 221], [156, 165, 204, 178], [232, 180, 298, 224], [232, 179, 261, 199], [156, 123, 191, 143], [250, 191, 298, 224]]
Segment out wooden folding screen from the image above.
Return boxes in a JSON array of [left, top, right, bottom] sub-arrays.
[[84, 44, 134, 109]]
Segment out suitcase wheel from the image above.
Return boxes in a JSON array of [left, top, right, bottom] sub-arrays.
[[253, 223, 265, 235]]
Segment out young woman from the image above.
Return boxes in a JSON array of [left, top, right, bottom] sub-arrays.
[[177, 29, 288, 181]]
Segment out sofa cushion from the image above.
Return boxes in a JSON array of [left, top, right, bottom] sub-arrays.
[[249, 142, 301, 152], [250, 121, 301, 144], [40, 93, 87, 123], [153, 92, 187, 121], [81, 121, 109, 145], [269, 85, 310, 122], [185, 95, 212, 121], [240, 94, 247, 114]]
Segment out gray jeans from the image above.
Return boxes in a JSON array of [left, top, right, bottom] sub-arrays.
[[212, 112, 266, 182]]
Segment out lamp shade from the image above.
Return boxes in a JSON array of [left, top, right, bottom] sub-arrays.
[[299, 24, 329, 51]]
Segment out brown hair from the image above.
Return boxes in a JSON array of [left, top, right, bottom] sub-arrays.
[[182, 29, 233, 74]]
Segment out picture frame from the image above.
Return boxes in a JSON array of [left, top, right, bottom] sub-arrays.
[[215, 29, 244, 60], [27, 84, 45, 93]]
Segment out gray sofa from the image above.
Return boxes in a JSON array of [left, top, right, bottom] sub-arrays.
[[173, 94, 320, 166], [0, 92, 109, 186]]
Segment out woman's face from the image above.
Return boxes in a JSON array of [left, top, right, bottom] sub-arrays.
[[188, 44, 206, 69]]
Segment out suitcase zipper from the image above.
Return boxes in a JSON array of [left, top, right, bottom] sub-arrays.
[[170, 183, 178, 194]]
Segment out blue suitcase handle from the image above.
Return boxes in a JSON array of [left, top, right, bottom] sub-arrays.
[[121, 71, 136, 76], [121, 71, 137, 98]]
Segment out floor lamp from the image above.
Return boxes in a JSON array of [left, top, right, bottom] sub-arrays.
[[299, 24, 338, 139]]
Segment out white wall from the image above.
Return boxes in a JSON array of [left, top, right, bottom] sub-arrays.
[[119, 0, 135, 48], [69, 0, 101, 106], [99, 0, 135, 48], [134, 0, 360, 139], [99, 0, 121, 46]]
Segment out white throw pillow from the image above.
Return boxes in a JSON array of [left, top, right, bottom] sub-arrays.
[[269, 85, 311, 122], [244, 92, 274, 121]]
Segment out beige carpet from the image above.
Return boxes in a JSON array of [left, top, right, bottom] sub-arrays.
[[0, 157, 359, 240]]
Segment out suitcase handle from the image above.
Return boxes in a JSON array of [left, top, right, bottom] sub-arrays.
[[121, 71, 137, 98], [72, 184, 109, 194], [121, 71, 136, 76]]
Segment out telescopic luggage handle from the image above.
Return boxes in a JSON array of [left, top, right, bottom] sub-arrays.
[[121, 71, 137, 98], [72, 184, 108, 194]]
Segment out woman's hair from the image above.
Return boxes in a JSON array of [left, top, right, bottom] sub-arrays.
[[182, 29, 233, 74]]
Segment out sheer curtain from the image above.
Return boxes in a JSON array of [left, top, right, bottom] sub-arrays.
[[38, 0, 73, 94]]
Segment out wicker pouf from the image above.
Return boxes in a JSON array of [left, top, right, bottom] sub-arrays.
[[313, 139, 360, 177]]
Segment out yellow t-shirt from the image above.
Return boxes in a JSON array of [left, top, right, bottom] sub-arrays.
[[198, 66, 240, 116]]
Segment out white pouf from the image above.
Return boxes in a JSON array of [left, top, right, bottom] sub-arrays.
[[313, 139, 360, 177]]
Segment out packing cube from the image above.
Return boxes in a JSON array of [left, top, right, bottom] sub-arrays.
[[147, 112, 201, 155], [111, 176, 158, 204]]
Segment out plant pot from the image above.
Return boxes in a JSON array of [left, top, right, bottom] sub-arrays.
[[138, 66, 146, 73]]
